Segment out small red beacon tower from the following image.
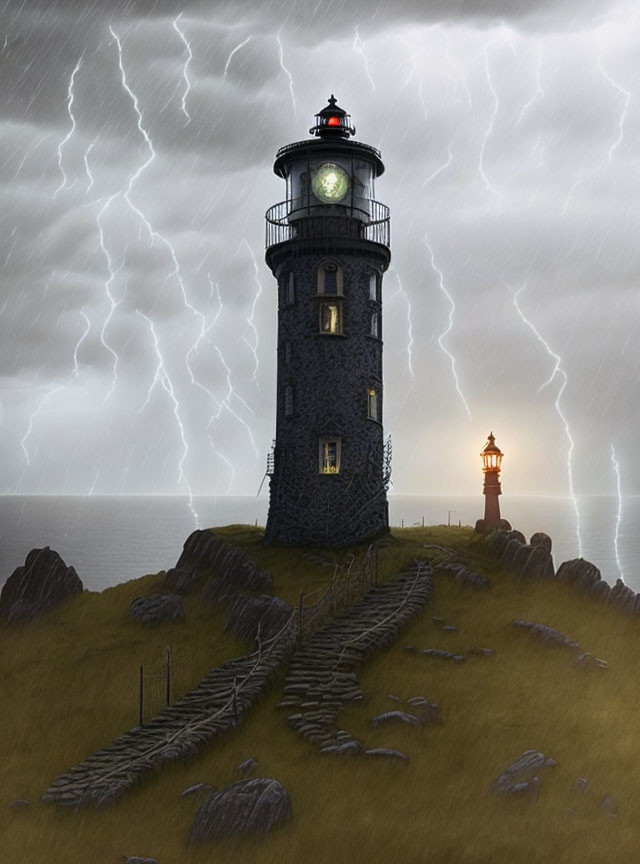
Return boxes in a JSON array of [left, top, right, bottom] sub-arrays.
[[477, 432, 504, 532]]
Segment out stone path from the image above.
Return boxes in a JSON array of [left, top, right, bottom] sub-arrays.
[[280, 560, 433, 754], [42, 622, 295, 808]]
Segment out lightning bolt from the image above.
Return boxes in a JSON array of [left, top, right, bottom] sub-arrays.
[[391, 271, 414, 378], [426, 234, 472, 420], [137, 310, 199, 527], [440, 26, 472, 110], [610, 444, 624, 582], [478, 39, 502, 203], [83, 133, 99, 191], [516, 42, 544, 126], [54, 56, 82, 197], [241, 238, 262, 384], [353, 25, 375, 92], [173, 13, 192, 123], [20, 310, 91, 468], [512, 285, 582, 557], [422, 144, 453, 187], [276, 29, 296, 113], [596, 49, 631, 163], [223, 35, 252, 79]]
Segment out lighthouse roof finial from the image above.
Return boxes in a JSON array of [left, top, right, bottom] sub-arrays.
[[310, 95, 356, 138]]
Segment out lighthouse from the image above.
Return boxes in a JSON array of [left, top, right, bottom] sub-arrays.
[[264, 96, 391, 546]]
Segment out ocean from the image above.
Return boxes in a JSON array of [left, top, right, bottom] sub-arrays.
[[0, 494, 637, 593]]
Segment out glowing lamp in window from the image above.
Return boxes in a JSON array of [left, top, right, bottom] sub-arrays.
[[327, 116, 340, 127], [319, 439, 341, 474], [367, 387, 379, 421], [319, 301, 342, 334]]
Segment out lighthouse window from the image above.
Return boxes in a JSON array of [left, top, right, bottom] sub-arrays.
[[369, 273, 380, 302], [286, 271, 295, 305], [367, 387, 379, 421], [319, 438, 341, 474], [284, 384, 294, 417], [319, 301, 342, 334], [370, 311, 380, 338], [317, 260, 343, 295]]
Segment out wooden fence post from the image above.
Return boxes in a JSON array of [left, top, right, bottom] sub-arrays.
[[166, 646, 172, 707], [139, 664, 144, 727]]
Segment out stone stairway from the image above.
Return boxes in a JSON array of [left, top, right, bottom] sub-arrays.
[[42, 621, 295, 808], [280, 560, 433, 754]]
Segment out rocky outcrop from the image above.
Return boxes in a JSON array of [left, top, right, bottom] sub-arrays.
[[0, 547, 83, 625], [188, 778, 292, 843], [510, 620, 579, 650], [225, 594, 292, 644], [128, 594, 185, 627], [177, 530, 273, 602], [484, 530, 555, 581], [491, 749, 556, 798]]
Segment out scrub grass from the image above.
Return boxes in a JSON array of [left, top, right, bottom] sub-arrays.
[[1, 525, 639, 863]]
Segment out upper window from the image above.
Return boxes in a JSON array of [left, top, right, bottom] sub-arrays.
[[367, 387, 379, 421], [319, 301, 343, 335], [369, 273, 380, 302], [370, 311, 380, 338], [317, 260, 343, 295], [319, 439, 341, 474], [285, 271, 295, 305]]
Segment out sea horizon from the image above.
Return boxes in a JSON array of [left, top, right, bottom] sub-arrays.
[[0, 493, 636, 594]]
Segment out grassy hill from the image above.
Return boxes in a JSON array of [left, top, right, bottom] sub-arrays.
[[1, 525, 639, 863]]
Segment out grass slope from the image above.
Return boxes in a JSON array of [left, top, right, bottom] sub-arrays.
[[1, 525, 639, 863]]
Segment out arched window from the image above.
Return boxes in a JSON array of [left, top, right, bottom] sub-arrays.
[[317, 260, 343, 295], [319, 439, 341, 474], [284, 384, 294, 416]]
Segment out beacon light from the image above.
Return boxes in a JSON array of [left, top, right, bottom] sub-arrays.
[[327, 116, 340, 126]]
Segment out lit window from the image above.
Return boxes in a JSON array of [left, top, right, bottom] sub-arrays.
[[319, 439, 341, 474], [370, 311, 380, 338], [319, 301, 342, 334], [367, 387, 379, 421], [286, 271, 295, 304], [284, 384, 294, 417], [317, 260, 343, 295]]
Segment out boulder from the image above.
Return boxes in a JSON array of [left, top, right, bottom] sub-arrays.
[[178, 531, 273, 603], [371, 710, 421, 728], [128, 594, 185, 627], [491, 749, 555, 797], [556, 559, 601, 588], [0, 547, 83, 625], [530, 533, 552, 554], [502, 538, 526, 572], [520, 545, 555, 580], [364, 748, 409, 762], [510, 620, 579, 650], [188, 779, 292, 843], [225, 594, 292, 643]]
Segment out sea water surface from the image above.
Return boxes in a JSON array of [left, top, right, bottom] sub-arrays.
[[0, 494, 637, 593]]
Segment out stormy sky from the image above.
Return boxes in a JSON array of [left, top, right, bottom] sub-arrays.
[[1, 0, 639, 511]]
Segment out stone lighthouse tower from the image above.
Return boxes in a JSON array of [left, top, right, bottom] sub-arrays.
[[264, 96, 391, 546]]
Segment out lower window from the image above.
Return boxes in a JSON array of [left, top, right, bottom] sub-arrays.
[[319, 438, 341, 474]]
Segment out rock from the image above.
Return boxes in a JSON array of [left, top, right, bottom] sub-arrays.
[[502, 538, 526, 572], [421, 649, 466, 662], [402, 645, 417, 653], [510, 620, 579, 650], [387, 693, 400, 702], [469, 646, 495, 657], [432, 617, 444, 624], [188, 778, 292, 843], [364, 748, 409, 762], [492, 750, 555, 797], [181, 783, 214, 798], [573, 777, 588, 794], [122, 858, 159, 864], [485, 529, 514, 557], [530, 533, 552, 553], [235, 758, 259, 777], [9, 799, 29, 808], [457, 569, 489, 589], [576, 652, 608, 670], [520, 545, 555, 580], [601, 794, 617, 815], [405, 696, 439, 724], [556, 559, 601, 589], [371, 710, 421, 728], [163, 566, 199, 595], [0, 547, 83, 625], [333, 741, 363, 755], [225, 594, 292, 644], [128, 594, 185, 627]]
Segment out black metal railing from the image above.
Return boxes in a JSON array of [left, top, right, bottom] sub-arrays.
[[265, 198, 390, 249]]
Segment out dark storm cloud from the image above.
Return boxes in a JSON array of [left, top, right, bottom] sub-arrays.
[[1, 0, 639, 553]]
